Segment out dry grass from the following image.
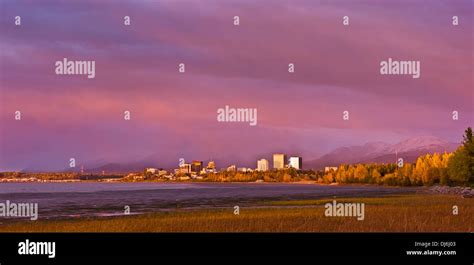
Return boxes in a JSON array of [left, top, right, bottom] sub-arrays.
[[0, 194, 472, 232]]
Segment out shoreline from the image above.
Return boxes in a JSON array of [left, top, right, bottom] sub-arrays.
[[0, 183, 423, 222], [0, 194, 471, 232], [0, 179, 420, 187]]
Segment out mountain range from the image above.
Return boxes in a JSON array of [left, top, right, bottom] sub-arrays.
[[306, 136, 459, 169], [59, 136, 460, 173]]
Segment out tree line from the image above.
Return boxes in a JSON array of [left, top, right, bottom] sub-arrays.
[[202, 127, 473, 187], [323, 127, 473, 186]]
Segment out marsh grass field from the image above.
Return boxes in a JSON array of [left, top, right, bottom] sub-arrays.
[[0, 194, 472, 232]]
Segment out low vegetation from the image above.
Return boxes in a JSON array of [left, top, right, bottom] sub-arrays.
[[0, 195, 471, 232]]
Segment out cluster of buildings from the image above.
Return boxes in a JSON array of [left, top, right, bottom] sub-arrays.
[[257, 154, 303, 171], [174, 160, 217, 175], [174, 153, 303, 175], [136, 153, 304, 181]]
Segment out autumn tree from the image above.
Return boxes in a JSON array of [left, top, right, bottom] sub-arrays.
[[448, 127, 474, 185]]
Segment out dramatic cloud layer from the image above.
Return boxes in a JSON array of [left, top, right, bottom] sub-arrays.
[[0, 0, 472, 171]]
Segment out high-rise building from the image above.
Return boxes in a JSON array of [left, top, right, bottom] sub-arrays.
[[204, 160, 217, 173], [191, 161, 203, 173], [207, 161, 216, 170], [177, 163, 191, 174], [257, 159, 269, 171], [273, 154, 286, 170], [288, 156, 303, 170]]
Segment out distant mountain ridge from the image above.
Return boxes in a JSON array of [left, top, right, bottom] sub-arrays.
[[43, 136, 460, 174], [306, 136, 459, 169]]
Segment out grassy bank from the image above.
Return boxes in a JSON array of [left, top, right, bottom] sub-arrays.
[[0, 194, 472, 232]]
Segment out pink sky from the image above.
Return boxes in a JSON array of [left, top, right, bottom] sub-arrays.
[[0, 0, 472, 171]]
